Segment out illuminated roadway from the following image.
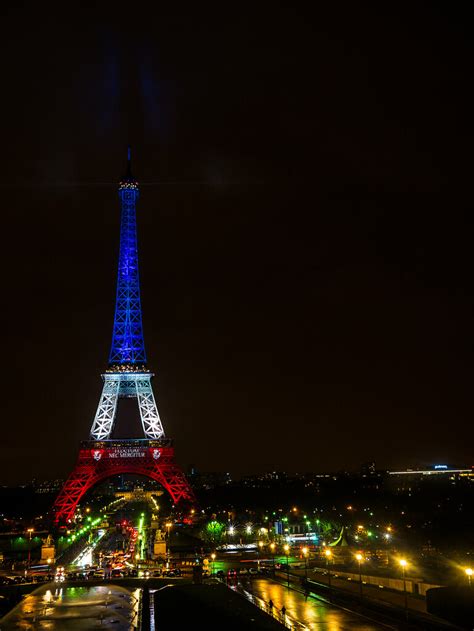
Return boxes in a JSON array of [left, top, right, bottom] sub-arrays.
[[232, 577, 396, 630], [293, 568, 428, 614]]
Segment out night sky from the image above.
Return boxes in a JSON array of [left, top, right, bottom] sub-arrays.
[[0, 3, 473, 483]]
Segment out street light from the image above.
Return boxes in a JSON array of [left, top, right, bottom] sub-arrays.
[[270, 543, 276, 575], [284, 544, 290, 588], [27, 529, 34, 571], [165, 522, 172, 539], [258, 541, 264, 571], [465, 567, 473, 588], [324, 548, 332, 600], [211, 552, 216, 575], [302, 546, 308, 581], [399, 559, 408, 618], [355, 553, 364, 601]]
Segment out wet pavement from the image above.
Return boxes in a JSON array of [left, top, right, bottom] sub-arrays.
[[234, 576, 396, 630]]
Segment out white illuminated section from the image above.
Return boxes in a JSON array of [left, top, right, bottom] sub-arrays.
[[90, 373, 164, 440]]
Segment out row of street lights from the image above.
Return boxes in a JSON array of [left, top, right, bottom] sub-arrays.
[[355, 552, 409, 612], [213, 537, 473, 617]]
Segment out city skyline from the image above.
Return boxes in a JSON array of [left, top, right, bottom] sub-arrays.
[[0, 4, 473, 483]]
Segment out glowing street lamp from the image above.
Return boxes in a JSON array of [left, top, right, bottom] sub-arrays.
[[165, 522, 172, 539], [211, 552, 216, 575], [465, 567, 473, 588], [270, 542, 276, 575], [284, 544, 290, 588], [257, 540, 264, 571], [324, 548, 332, 598], [399, 559, 409, 617], [27, 528, 34, 570], [355, 553, 364, 600], [302, 546, 309, 581]]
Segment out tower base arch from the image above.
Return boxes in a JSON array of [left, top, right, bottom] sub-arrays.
[[52, 439, 195, 524]]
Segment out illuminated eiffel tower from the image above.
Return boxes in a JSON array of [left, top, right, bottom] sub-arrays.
[[52, 149, 195, 523]]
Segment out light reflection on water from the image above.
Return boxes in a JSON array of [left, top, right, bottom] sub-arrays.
[[0, 584, 140, 630]]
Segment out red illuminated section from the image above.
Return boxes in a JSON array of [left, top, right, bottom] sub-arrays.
[[52, 440, 195, 524]]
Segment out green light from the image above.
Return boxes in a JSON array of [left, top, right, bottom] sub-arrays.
[[367, 531, 373, 537]]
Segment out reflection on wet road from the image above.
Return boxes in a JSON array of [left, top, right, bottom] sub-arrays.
[[235, 577, 395, 631]]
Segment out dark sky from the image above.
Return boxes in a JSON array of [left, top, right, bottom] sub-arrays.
[[0, 3, 473, 483]]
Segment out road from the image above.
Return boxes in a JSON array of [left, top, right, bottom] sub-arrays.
[[233, 576, 396, 631]]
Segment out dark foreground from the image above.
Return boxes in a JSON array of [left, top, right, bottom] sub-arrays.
[[154, 583, 285, 631]]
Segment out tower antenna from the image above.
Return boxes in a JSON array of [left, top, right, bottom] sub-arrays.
[[125, 145, 132, 179]]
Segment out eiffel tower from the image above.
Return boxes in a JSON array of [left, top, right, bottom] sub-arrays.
[[52, 149, 195, 523]]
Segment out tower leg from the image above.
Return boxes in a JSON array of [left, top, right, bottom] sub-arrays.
[[136, 376, 165, 438], [90, 377, 120, 440], [52, 449, 100, 523], [148, 450, 196, 504]]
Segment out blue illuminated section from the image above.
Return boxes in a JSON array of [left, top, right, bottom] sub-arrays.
[[109, 151, 147, 366]]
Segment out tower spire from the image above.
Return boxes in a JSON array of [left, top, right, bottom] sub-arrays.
[[109, 149, 146, 365], [125, 145, 132, 179]]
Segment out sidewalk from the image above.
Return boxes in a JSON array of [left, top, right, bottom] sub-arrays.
[[288, 567, 428, 613]]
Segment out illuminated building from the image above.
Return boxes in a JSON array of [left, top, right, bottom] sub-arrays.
[[52, 150, 195, 523]]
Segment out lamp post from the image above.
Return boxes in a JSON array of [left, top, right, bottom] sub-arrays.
[[27, 528, 34, 572], [324, 548, 332, 600], [399, 559, 408, 618], [258, 541, 264, 571], [270, 543, 276, 575], [284, 544, 290, 588], [465, 568, 473, 588], [355, 553, 364, 601], [302, 547, 308, 581], [211, 553, 216, 575]]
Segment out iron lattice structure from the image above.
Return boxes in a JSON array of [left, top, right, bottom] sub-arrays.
[[53, 440, 195, 523], [53, 151, 195, 523], [109, 166, 146, 365]]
